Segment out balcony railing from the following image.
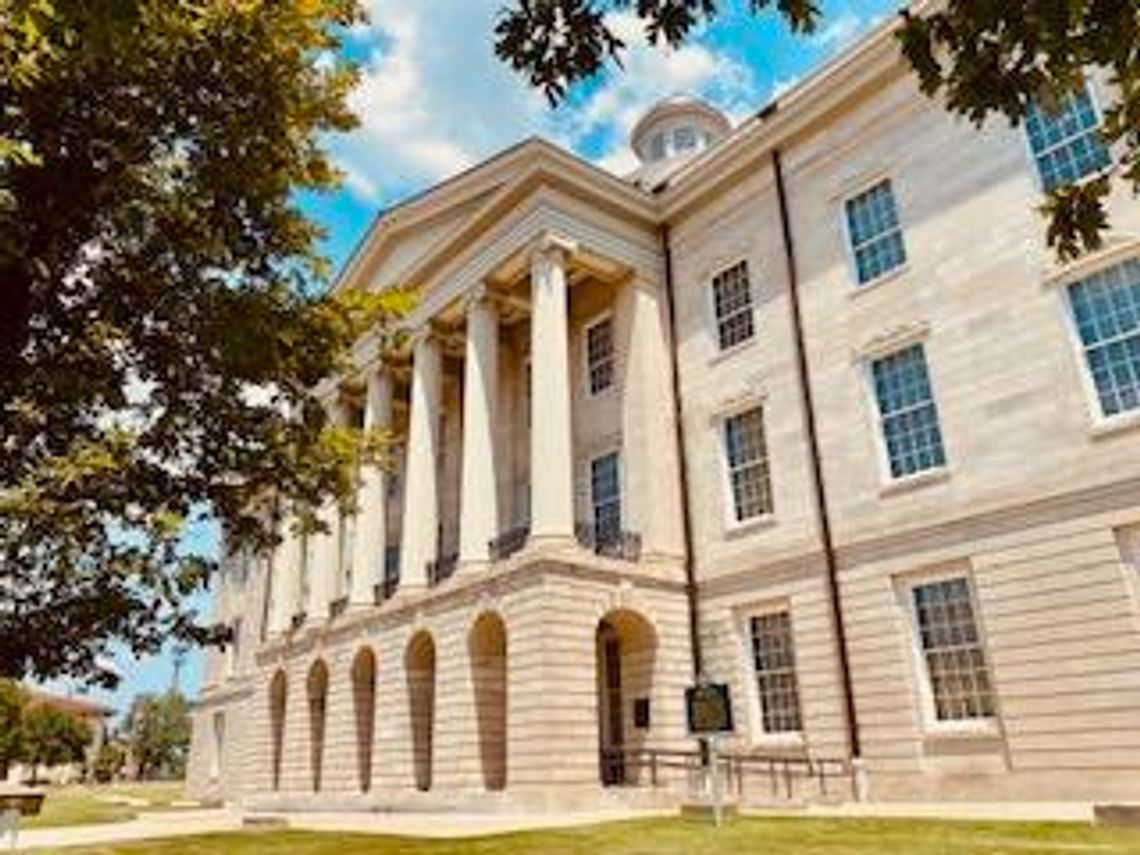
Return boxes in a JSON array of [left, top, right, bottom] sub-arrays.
[[328, 597, 349, 619], [289, 612, 307, 631], [374, 576, 399, 604], [427, 552, 458, 586], [489, 525, 530, 561], [575, 522, 642, 562]]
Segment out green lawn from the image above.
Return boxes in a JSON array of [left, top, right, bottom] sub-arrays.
[[23, 782, 198, 829], [67, 816, 1140, 854]]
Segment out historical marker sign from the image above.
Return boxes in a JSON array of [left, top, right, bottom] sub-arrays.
[[685, 682, 734, 735]]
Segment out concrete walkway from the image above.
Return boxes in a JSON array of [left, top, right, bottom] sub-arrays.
[[8, 801, 1103, 850]]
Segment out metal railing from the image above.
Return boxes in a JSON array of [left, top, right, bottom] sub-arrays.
[[427, 552, 458, 586], [289, 612, 307, 631], [489, 525, 529, 561], [373, 576, 399, 604], [575, 522, 642, 562], [328, 597, 349, 619], [599, 747, 849, 802]]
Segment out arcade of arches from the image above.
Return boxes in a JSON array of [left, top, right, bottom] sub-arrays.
[[257, 590, 691, 804]]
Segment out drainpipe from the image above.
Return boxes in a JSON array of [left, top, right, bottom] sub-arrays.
[[771, 147, 865, 796], [659, 223, 703, 678]]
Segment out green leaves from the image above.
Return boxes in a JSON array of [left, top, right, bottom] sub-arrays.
[[1, 0, 408, 688]]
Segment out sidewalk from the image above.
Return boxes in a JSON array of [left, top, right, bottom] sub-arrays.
[[9, 801, 1103, 850]]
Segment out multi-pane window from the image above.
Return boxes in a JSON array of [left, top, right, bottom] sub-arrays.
[[590, 452, 622, 544], [845, 179, 907, 285], [674, 125, 698, 153], [1067, 258, 1140, 418], [585, 317, 615, 395], [749, 611, 803, 734], [1026, 85, 1111, 192], [712, 261, 754, 351], [911, 577, 996, 722], [871, 344, 947, 479], [723, 406, 773, 522]]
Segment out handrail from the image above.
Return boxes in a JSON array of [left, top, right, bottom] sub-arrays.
[[574, 522, 642, 562]]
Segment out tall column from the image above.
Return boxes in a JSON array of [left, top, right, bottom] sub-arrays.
[[529, 234, 577, 546], [400, 332, 442, 590], [312, 399, 347, 619], [619, 277, 685, 560], [350, 368, 392, 605], [270, 510, 300, 633], [459, 287, 501, 568]]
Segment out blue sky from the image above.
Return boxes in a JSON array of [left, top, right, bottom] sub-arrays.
[[53, 0, 899, 721]]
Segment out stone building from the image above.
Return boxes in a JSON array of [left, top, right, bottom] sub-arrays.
[[187, 13, 1140, 808]]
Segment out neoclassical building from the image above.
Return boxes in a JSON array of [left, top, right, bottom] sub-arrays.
[[188, 14, 1140, 808]]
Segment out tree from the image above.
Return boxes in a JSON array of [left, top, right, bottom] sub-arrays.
[[123, 691, 190, 780], [1, 1, 411, 688], [494, 0, 1139, 259], [0, 679, 27, 780], [93, 740, 127, 784], [20, 703, 93, 782]]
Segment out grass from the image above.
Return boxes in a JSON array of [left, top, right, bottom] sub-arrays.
[[22, 781, 197, 829], [66, 816, 1140, 855]]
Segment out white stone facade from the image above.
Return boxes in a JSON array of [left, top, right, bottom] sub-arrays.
[[188, 16, 1140, 808]]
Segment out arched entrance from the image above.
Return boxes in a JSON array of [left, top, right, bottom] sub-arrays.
[[405, 631, 436, 791], [268, 670, 287, 791], [351, 648, 377, 793], [469, 612, 507, 791], [306, 660, 329, 792], [596, 609, 657, 786]]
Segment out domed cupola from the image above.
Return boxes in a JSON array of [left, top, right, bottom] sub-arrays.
[[629, 94, 732, 166]]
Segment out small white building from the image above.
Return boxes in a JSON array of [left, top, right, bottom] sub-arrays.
[[188, 11, 1140, 809]]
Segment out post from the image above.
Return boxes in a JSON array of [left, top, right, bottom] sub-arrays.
[[351, 368, 392, 605], [528, 234, 576, 546], [458, 287, 501, 569], [400, 332, 442, 590]]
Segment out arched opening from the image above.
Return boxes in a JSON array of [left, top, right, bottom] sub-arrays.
[[306, 659, 329, 793], [405, 631, 436, 791], [469, 612, 507, 792], [351, 648, 377, 793], [269, 670, 287, 791], [595, 609, 657, 786]]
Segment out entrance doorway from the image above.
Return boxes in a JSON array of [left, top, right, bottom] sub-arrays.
[[596, 610, 656, 786]]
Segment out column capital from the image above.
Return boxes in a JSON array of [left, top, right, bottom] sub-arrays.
[[530, 232, 578, 266], [462, 282, 496, 314]]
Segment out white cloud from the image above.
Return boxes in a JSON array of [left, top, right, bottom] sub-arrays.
[[332, 3, 761, 197], [811, 10, 865, 52]]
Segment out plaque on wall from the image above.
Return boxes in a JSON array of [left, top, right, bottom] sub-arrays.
[[685, 683, 734, 735]]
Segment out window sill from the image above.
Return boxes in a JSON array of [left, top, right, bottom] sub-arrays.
[[849, 262, 910, 297], [724, 514, 777, 540], [922, 718, 1002, 744], [748, 731, 806, 753], [1090, 408, 1140, 440], [708, 336, 758, 368], [879, 466, 950, 498]]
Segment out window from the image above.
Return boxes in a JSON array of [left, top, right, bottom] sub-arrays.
[[648, 132, 666, 161], [585, 317, 615, 396], [590, 452, 622, 544], [871, 344, 947, 479], [211, 712, 225, 781], [674, 125, 698, 153], [225, 618, 242, 678], [299, 529, 312, 613], [910, 577, 995, 723], [723, 406, 773, 523], [1026, 85, 1111, 192], [1067, 258, 1140, 418], [845, 179, 907, 285], [749, 610, 803, 734], [712, 261, 754, 351]]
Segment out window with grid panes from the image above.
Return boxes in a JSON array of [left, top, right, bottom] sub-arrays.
[[723, 406, 773, 522], [585, 317, 615, 395], [911, 577, 995, 722], [845, 179, 907, 285], [590, 452, 622, 544], [749, 610, 803, 734], [712, 261, 754, 351], [1026, 85, 1111, 192], [871, 344, 947, 479], [1067, 258, 1140, 418]]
